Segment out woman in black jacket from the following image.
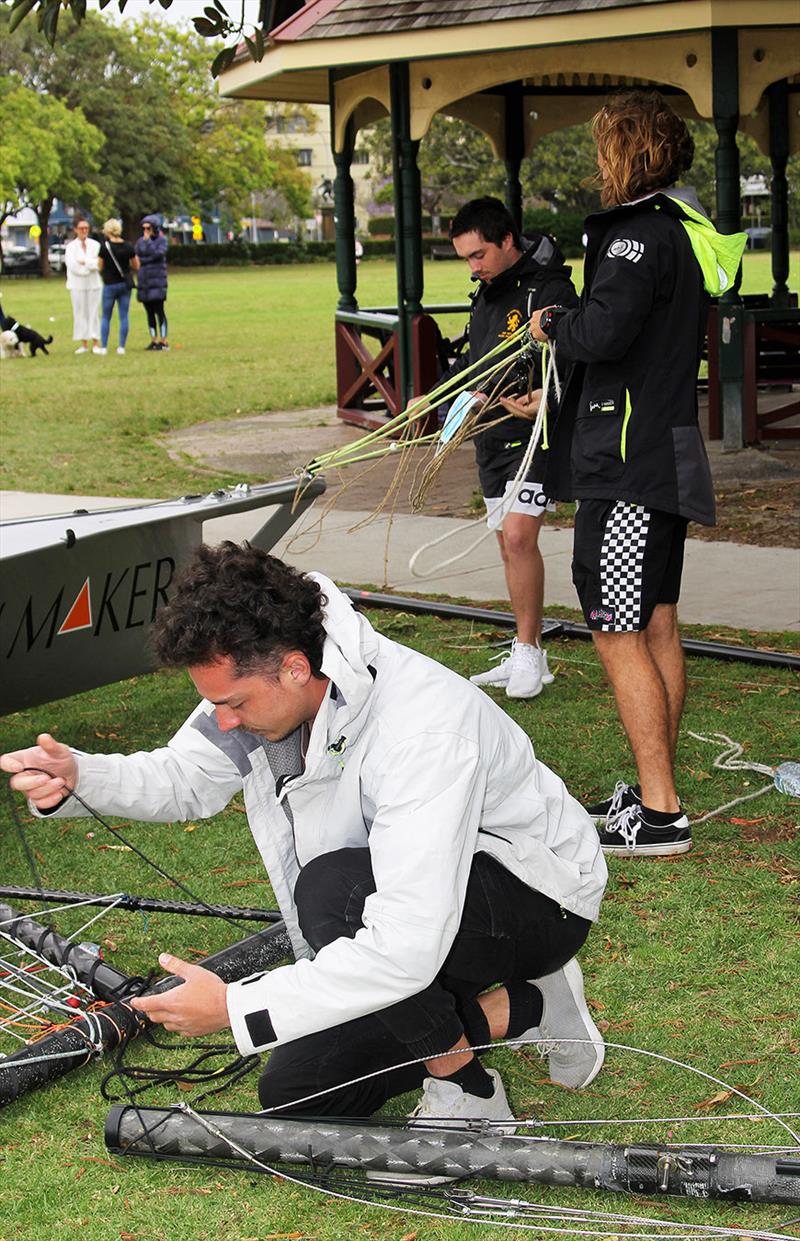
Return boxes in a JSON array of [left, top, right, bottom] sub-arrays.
[[531, 90, 745, 859]]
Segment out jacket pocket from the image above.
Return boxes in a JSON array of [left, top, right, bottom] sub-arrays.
[[574, 385, 630, 481]]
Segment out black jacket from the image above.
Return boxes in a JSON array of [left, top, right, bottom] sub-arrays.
[[546, 191, 716, 526], [449, 234, 578, 475]]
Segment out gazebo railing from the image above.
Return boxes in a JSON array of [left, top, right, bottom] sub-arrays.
[[335, 303, 470, 432]]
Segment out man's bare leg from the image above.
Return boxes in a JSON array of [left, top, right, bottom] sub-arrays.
[[496, 511, 545, 646], [592, 625, 679, 813], [644, 603, 685, 764]]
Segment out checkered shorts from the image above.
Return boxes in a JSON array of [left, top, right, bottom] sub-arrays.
[[572, 500, 688, 632]]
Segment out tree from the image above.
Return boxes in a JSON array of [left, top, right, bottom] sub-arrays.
[[0, 80, 106, 273], [6, 0, 279, 75], [0, 9, 312, 242]]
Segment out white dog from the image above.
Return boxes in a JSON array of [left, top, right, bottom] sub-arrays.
[[0, 328, 23, 359]]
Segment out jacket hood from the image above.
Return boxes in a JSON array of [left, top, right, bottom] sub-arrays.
[[659, 189, 747, 296], [585, 188, 747, 297], [141, 214, 162, 233], [309, 573, 380, 743]]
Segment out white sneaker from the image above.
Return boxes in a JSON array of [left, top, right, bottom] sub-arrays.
[[93, 346, 106, 355], [74, 346, 88, 354], [409, 1067, 516, 1134], [116, 347, 126, 355], [470, 642, 516, 687], [531, 959, 605, 1089], [367, 1068, 515, 1185], [506, 643, 544, 699], [540, 649, 555, 685]]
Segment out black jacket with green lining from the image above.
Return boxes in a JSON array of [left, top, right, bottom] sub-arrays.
[[545, 190, 716, 526]]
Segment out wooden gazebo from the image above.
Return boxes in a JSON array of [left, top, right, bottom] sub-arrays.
[[221, 0, 800, 448]]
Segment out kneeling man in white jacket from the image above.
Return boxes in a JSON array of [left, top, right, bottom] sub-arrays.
[[2, 542, 607, 1127]]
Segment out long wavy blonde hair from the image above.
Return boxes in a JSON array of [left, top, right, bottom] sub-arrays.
[[591, 91, 694, 208]]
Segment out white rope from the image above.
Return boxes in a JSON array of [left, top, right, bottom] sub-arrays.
[[408, 342, 560, 580], [687, 732, 778, 826]]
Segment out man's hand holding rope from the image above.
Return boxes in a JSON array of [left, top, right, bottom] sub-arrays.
[[130, 954, 230, 1037], [1, 733, 77, 809]]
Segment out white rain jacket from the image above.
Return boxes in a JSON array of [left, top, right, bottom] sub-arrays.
[[40, 576, 606, 1054]]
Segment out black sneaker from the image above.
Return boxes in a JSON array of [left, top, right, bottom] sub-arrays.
[[145, 341, 160, 351], [599, 804, 692, 857], [585, 781, 641, 825]]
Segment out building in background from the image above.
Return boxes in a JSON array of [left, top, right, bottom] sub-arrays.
[[265, 103, 374, 238]]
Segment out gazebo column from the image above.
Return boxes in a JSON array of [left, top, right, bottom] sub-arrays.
[[331, 104, 358, 312], [390, 60, 424, 404], [503, 81, 525, 233], [712, 28, 745, 450], [767, 79, 790, 309]]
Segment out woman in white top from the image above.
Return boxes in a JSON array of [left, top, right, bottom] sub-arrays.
[[64, 218, 102, 354]]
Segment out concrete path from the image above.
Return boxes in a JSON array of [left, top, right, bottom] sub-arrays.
[[2, 489, 798, 631]]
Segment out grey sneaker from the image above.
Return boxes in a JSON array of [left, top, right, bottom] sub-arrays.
[[535, 958, 605, 1088]]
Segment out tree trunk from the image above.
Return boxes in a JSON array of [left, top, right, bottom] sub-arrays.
[[36, 195, 54, 277]]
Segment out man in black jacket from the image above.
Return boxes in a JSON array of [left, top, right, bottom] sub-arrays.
[[447, 198, 578, 699], [531, 92, 744, 858]]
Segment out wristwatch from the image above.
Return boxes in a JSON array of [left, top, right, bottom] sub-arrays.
[[538, 305, 566, 337]]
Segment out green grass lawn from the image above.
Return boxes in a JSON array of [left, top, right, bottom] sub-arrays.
[[1, 251, 797, 497], [0, 609, 798, 1241], [0, 253, 798, 1240]]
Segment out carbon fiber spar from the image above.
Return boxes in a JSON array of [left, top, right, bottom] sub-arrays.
[[106, 1106, 800, 1205]]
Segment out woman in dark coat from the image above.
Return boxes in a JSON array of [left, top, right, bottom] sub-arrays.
[[135, 214, 169, 351]]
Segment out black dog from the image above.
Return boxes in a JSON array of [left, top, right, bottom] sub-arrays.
[[0, 302, 53, 356]]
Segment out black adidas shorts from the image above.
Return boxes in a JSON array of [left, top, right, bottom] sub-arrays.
[[572, 499, 688, 632]]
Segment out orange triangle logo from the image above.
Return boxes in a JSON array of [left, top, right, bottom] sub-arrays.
[[58, 578, 92, 635]]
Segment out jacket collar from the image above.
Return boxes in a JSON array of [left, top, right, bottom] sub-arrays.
[[303, 574, 380, 763]]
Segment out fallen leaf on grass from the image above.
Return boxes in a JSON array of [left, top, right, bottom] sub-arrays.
[[97, 844, 132, 853], [729, 817, 766, 826], [693, 1089, 733, 1111], [719, 1058, 762, 1069], [587, 998, 605, 1012]]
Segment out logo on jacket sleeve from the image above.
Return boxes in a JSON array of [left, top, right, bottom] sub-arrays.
[[499, 308, 523, 339], [607, 238, 644, 263]]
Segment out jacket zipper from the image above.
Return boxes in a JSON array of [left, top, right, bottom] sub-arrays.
[[620, 388, 633, 462]]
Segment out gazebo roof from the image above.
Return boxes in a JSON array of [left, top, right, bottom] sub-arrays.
[[270, 0, 667, 42], [219, 0, 800, 155]]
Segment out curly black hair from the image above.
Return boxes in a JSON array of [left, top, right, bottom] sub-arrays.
[[153, 542, 327, 678]]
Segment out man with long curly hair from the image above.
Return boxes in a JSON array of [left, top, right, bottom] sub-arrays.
[[531, 91, 746, 858]]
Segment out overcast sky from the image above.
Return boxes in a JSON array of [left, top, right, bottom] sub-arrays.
[[109, 0, 262, 29]]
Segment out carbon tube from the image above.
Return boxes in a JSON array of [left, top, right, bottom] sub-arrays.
[[105, 1106, 800, 1206], [0, 917, 292, 1107]]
